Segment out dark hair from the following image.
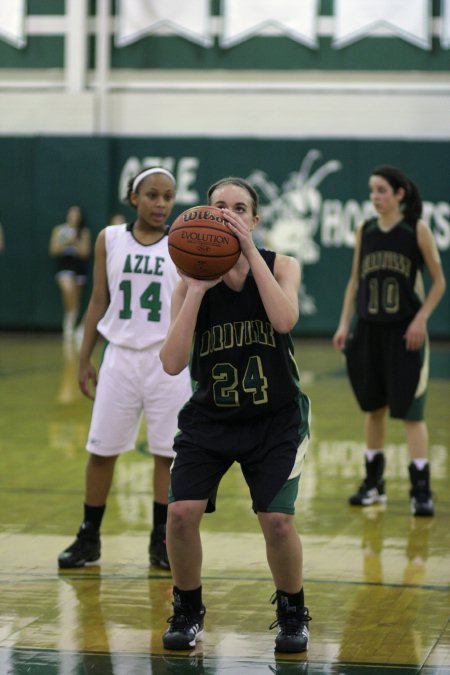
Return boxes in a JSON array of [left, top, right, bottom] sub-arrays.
[[371, 165, 422, 223], [207, 177, 259, 216], [66, 205, 85, 238], [125, 178, 135, 206]]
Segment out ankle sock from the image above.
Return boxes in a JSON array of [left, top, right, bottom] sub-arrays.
[[412, 458, 428, 471], [365, 449, 383, 462], [153, 501, 168, 530], [83, 503, 106, 531], [174, 585, 203, 612], [277, 587, 304, 607]]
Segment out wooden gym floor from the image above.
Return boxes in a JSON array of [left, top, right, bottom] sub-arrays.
[[0, 332, 449, 675]]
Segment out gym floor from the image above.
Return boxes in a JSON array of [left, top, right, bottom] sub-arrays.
[[0, 333, 449, 675]]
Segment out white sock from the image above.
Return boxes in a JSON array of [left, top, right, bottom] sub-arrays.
[[365, 449, 383, 462], [412, 458, 428, 471]]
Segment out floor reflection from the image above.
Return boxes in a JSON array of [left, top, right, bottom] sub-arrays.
[[0, 335, 448, 675], [337, 507, 434, 667], [56, 341, 82, 406]]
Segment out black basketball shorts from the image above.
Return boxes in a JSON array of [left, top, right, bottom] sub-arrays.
[[169, 395, 310, 514], [345, 318, 428, 421]]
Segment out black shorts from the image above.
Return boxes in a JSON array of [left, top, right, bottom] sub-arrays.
[[169, 395, 310, 514], [55, 255, 88, 282], [345, 319, 428, 421]]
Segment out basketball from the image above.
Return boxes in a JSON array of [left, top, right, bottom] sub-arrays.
[[168, 205, 241, 279]]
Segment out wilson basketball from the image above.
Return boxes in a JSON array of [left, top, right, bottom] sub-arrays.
[[168, 206, 241, 279]]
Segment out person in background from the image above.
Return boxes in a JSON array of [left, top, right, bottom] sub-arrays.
[[160, 177, 311, 653], [333, 165, 446, 517], [57, 168, 192, 570], [49, 205, 91, 341], [108, 213, 126, 226]]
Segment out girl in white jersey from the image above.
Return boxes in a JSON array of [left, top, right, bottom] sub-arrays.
[[58, 168, 192, 569]]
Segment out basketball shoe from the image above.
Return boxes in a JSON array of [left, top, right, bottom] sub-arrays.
[[270, 591, 311, 653], [149, 524, 170, 569], [349, 453, 387, 506], [58, 522, 101, 568], [163, 592, 205, 650], [409, 463, 434, 516]]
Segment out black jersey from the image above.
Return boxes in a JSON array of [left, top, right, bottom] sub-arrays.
[[356, 217, 424, 323], [189, 248, 302, 421]]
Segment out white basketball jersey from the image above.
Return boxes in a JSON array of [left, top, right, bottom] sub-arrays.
[[97, 224, 179, 350]]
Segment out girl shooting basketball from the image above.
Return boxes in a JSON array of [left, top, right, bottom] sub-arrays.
[[160, 177, 311, 653]]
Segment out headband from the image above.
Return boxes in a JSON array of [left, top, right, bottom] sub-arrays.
[[132, 168, 176, 193]]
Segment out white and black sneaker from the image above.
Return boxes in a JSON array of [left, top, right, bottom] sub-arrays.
[[410, 494, 434, 517], [163, 593, 205, 650], [349, 479, 387, 506], [270, 593, 311, 653]]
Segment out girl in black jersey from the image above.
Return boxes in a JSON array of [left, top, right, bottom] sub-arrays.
[[49, 205, 91, 341], [160, 177, 311, 653], [333, 165, 446, 517]]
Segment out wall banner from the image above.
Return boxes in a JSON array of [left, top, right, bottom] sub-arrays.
[[220, 0, 319, 48], [0, 0, 26, 48], [333, 0, 431, 49], [115, 0, 212, 48], [0, 136, 448, 337]]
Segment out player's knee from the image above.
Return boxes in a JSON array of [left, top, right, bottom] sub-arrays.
[[263, 512, 293, 544], [89, 453, 118, 468], [368, 406, 387, 421], [168, 501, 200, 536]]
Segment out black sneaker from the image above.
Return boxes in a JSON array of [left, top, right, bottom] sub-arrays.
[[149, 524, 170, 569], [58, 523, 101, 568], [349, 454, 387, 506], [163, 593, 205, 650], [270, 594, 311, 653], [409, 463, 434, 517]]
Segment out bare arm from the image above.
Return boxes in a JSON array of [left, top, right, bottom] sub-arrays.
[[78, 230, 110, 399], [332, 224, 363, 350], [78, 228, 91, 259], [160, 275, 221, 375], [49, 226, 63, 256], [404, 220, 446, 350], [223, 208, 300, 333]]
